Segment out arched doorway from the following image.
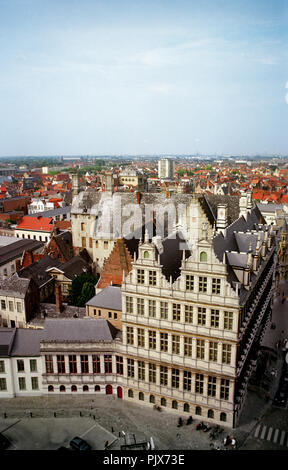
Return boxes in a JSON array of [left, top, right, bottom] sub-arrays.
[[117, 386, 122, 399], [106, 384, 113, 395]]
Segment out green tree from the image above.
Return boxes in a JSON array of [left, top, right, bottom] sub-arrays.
[[68, 273, 98, 307]]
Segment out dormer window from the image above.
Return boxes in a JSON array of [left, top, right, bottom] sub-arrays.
[[200, 251, 207, 262]]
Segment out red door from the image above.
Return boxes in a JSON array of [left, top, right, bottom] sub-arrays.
[[117, 386, 122, 399], [106, 384, 113, 395]]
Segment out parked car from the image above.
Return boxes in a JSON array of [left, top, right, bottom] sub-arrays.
[[70, 436, 91, 451], [0, 433, 10, 450]]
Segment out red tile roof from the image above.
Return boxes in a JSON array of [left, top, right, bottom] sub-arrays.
[[16, 216, 54, 232]]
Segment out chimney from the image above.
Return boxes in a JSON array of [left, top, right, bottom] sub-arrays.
[[216, 204, 228, 236], [166, 191, 170, 199], [72, 173, 80, 198], [136, 191, 141, 205], [239, 192, 248, 220], [55, 283, 63, 314]]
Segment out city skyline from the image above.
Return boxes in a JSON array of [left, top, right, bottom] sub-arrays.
[[0, 0, 287, 156]]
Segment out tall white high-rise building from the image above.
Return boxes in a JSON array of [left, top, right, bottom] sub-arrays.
[[158, 158, 175, 179]]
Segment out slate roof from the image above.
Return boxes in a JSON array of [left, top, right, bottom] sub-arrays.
[[50, 255, 91, 280], [0, 328, 16, 356], [41, 318, 117, 342], [86, 286, 122, 310], [18, 255, 61, 287], [27, 206, 71, 219], [10, 328, 44, 356], [160, 232, 191, 282], [0, 238, 44, 267], [0, 273, 31, 298]]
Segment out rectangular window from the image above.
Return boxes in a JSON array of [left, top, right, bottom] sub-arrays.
[[81, 237, 86, 248], [0, 361, 5, 373], [160, 332, 168, 352], [8, 301, 13, 312], [126, 296, 133, 314], [222, 344, 232, 365], [195, 373, 204, 394], [148, 300, 156, 318], [148, 271, 157, 286], [0, 378, 7, 391], [126, 326, 134, 345], [17, 302, 22, 313], [81, 222, 85, 231], [197, 307, 206, 326], [89, 237, 92, 248], [149, 363, 156, 383], [116, 356, 123, 375], [137, 328, 145, 347], [186, 275, 194, 291], [45, 355, 54, 374], [224, 311, 233, 330], [209, 342, 218, 362], [183, 371, 192, 391], [184, 337, 192, 356], [69, 355, 77, 374], [160, 302, 168, 319], [160, 366, 168, 386], [127, 358, 134, 378], [30, 359, 37, 372], [57, 355, 65, 374], [211, 309, 220, 328], [31, 377, 39, 390], [198, 276, 207, 293], [212, 278, 221, 295], [172, 335, 180, 354], [137, 298, 144, 316], [137, 269, 145, 284], [196, 339, 205, 359], [1, 300, 6, 310], [148, 330, 156, 349], [18, 377, 26, 390], [92, 355, 101, 374], [208, 376, 217, 397], [172, 303, 181, 322], [17, 360, 25, 372], [138, 361, 145, 381], [185, 305, 193, 323], [172, 368, 180, 388], [104, 355, 112, 374], [220, 379, 230, 400], [104, 241, 108, 249]]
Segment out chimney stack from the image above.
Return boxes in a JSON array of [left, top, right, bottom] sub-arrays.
[[136, 191, 141, 204], [55, 283, 63, 314], [216, 204, 228, 236]]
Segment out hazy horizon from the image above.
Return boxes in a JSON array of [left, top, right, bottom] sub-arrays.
[[0, 0, 287, 156]]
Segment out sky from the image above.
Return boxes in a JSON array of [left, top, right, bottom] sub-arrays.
[[0, 0, 287, 156]]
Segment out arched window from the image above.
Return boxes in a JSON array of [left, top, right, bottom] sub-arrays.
[[161, 397, 166, 407], [200, 251, 207, 262], [220, 412, 227, 422], [128, 389, 134, 398], [208, 409, 214, 419], [195, 406, 202, 416], [139, 392, 144, 401], [59, 385, 66, 392], [48, 385, 54, 392], [172, 400, 178, 409], [149, 395, 155, 404], [144, 251, 149, 259], [184, 403, 190, 412], [71, 385, 77, 392], [95, 385, 100, 392], [83, 385, 89, 392]]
